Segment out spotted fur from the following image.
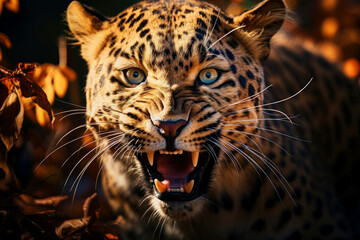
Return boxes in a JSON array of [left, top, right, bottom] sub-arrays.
[[67, 0, 359, 239]]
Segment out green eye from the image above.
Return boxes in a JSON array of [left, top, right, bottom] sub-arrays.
[[124, 68, 146, 84], [198, 68, 220, 84]]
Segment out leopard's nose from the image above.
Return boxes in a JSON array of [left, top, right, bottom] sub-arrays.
[[153, 119, 187, 151], [154, 119, 187, 138]]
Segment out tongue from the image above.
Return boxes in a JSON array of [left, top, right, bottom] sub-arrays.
[[156, 152, 194, 184]]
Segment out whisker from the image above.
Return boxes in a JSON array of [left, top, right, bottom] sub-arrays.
[[215, 128, 290, 156], [208, 25, 245, 49], [55, 97, 85, 109], [246, 125, 309, 142], [58, 112, 87, 122], [220, 134, 296, 205], [249, 78, 314, 111], [216, 85, 273, 111], [208, 137, 242, 173], [63, 133, 123, 191], [35, 130, 100, 172], [56, 121, 119, 146], [227, 108, 292, 126], [220, 137, 284, 204], [54, 108, 86, 116], [223, 116, 299, 126], [205, 7, 220, 44], [241, 142, 296, 205], [95, 133, 140, 189], [70, 134, 126, 200], [203, 143, 218, 163]]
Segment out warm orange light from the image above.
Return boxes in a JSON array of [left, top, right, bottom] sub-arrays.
[[343, 58, 360, 78], [321, 0, 338, 11], [321, 17, 339, 39], [318, 41, 341, 62]]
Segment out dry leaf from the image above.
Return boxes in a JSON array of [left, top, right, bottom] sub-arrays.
[[43, 74, 55, 105], [0, 87, 24, 151], [0, 64, 55, 126], [55, 193, 120, 239], [56, 218, 86, 238], [19, 75, 54, 125], [30, 64, 76, 101], [31, 64, 52, 84], [105, 233, 119, 239], [54, 68, 68, 98], [26, 63, 78, 125], [0, 32, 11, 49], [1, 0, 19, 14], [59, 66, 77, 82], [33, 195, 68, 208], [83, 193, 100, 224], [35, 104, 49, 126]]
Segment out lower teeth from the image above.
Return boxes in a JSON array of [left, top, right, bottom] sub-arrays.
[[167, 187, 184, 193]]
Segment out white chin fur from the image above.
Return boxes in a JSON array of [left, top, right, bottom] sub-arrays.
[[151, 196, 206, 220]]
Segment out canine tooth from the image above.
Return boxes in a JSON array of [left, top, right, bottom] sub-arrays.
[[184, 180, 194, 193], [155, 179, 167, 193], [147, 152, 155, 166], [179, 150, 183, 154], [180, 187, 184, 193], [191, 152, 199, 167], [159, 150, 165, 154]]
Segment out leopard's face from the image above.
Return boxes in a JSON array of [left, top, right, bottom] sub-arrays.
[[67, 0, 285, 220]]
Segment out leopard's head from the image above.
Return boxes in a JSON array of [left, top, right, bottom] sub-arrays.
[[67, 0, 285, 220]]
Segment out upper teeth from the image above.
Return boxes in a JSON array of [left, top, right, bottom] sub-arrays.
[[146, 151, 200, 168], [159, 149, 183, 155]]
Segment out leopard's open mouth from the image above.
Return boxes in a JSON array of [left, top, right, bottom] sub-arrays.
[[136, 149, 218, 201]]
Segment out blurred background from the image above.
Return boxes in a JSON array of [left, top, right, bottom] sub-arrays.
[[0, 0, 359, 218]]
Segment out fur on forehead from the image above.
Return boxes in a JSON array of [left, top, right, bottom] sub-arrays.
[[67, 0, 286, 62]]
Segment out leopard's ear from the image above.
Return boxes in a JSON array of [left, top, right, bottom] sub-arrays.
[[67, 1, 110, 62], [233, 0, 286, 61], [67, 1, 108, 41]]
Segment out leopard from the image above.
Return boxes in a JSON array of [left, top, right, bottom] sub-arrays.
[[66, 0, 360, 239]]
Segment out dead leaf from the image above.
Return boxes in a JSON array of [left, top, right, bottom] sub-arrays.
[[0, 87, 24, 151], [59, 66, 77, 82], [54, 68, 68, 98], [56, 218, 86, 238], [19, 75, 54, 125], [35, 105, 49, 126], [42, 73, 55, 105], [55, 193, 121, 239], [33, 195, 68, 208], [31, 64, 52, 85], [30, 63, 76, 105], [0, 32, 11, 49], [0, 63, 55, 126], [105, 233, 119, 239], [3, 0, 19, 14], [0, 160, 20, 192], [83, 193, 100, 224]]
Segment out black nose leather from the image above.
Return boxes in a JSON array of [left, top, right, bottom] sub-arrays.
[[153, 119, 187, 150]]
